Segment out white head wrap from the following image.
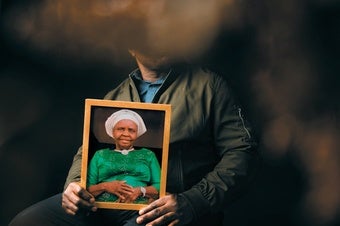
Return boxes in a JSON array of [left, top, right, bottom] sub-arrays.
[[105, 109, 147, 138]]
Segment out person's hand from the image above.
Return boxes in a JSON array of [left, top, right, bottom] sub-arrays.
[[136, 194, 188, 226], [62, 182, 97, 215], [122, 187, 142, 203], [103, 181, 134, 201]]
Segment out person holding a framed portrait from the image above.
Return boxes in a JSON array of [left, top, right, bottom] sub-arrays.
[[87, 109, 161, 204], [10, 46, 259, 226]]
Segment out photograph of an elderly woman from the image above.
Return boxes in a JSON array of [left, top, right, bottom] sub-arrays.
[[86, 109, 161, 204]]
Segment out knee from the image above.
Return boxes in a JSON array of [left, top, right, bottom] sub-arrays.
[[9, 194, 63, 226], [9, 207, 36, 226]]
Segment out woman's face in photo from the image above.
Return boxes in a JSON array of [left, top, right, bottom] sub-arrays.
[[112, 119, 138, 150]]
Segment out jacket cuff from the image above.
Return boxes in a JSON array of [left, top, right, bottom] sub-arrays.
[[180, 187, 210, 220]]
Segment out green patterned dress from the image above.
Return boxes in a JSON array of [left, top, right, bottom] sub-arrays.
[[87, 148, 161, 203]]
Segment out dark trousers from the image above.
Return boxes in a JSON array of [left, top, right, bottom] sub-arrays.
[[9, 193, 142, 226], [9, 193, 224, 226]]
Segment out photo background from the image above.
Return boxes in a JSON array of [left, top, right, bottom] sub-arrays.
[[92, 106, 165, 149]]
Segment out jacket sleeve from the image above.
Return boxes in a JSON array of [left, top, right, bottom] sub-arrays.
[[180, 74, 259, 220], [64, 146, 83, 190]]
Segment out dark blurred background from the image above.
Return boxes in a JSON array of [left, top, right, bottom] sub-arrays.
[[0, 0, 339, 226]]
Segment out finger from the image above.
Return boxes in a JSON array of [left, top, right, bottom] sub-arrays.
[[62, 198, 79, 215], [70, 191, 94, 208], [139, 200, 161, 215], [120, 185, 134, 191], [120, 182, 130, 186], [152, 212, 177, 226], [168, 219, 180, 226], [64, 207, 76, 216], [119, 181, 132, 187], [117, 187, 134, 196], [139, 211, 177, 226], [78, 198, 97, 210], [66, 182, 94, 203], [64, 205, 78, 215], [121, 185, 134, 191], [115, 192, 127, 201], [66, 190, 97, 212], [120, 189, 133, 196], [78, 188, 94, 202], [137, 206, 165, 224]]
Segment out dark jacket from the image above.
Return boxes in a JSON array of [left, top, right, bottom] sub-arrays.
[[65, 65, 258, 224]]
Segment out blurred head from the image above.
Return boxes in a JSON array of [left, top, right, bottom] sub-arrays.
[[129, 48, 175, 71]]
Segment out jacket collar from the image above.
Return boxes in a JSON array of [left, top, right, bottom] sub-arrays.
[[128, 64, 188, 103]]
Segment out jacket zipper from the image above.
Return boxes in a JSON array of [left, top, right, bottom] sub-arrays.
[[238, 108, 251, 139]]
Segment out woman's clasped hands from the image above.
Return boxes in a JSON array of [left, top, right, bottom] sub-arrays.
[[101, 180, 136, 202]]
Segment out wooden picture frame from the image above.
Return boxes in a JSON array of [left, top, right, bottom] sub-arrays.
[[80, 99, 171, 210]]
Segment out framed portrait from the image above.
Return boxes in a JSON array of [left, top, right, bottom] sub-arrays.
[[80, 99, 171, 210]]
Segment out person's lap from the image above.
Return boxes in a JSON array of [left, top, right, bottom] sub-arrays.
[[9, 193, 141, 226], [9, 193, 224, 226]]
